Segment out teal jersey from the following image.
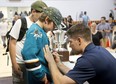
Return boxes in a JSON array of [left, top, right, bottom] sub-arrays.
[[21, 23, 52, 83]]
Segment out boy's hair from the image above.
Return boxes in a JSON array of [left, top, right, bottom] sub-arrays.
[[67, 23, 92, 42], [39, 13, 53, 24]]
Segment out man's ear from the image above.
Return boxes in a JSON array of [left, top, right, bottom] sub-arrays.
[[77, 37, 82, 45]]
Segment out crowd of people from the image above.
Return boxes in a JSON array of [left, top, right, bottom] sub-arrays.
[[0, 0, 116, 84]]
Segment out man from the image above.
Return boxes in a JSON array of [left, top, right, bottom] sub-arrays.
[[97, 16, 111, 47], [67, 15, 73, 28], [108, 17, 115, 46], [9, 1, 47, 84], [82, 11, 90, 27], [112, 31, 116, 49], [44, 23, 116, 84], [21, 7, 63, 84]]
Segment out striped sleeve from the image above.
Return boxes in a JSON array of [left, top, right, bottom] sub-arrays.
[[24, 58, 41, 71]]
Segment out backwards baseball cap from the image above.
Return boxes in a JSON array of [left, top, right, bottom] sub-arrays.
[[31, 0, 47, 12], [43, 7, 63, 29]]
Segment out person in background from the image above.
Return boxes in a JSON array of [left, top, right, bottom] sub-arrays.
[[108, 17, 115, 46], [79, 11, 83, 21], [20, 11, 28, 18], [97, 16, 111, 48], [108, 17, 115, 29], [111, 26, 116, 49], [43, 23, 116, 84], [82, 11, 90, 27], [21, 7, 63, 84], [62, 17, 69, 31], [112, 31, 116, 49], [0, 18, 8, 48], [3, 14, 20, 55], [14, 11, 18, 16], [67, 15, 73, 28], [109, 10, 114, 20], [0, 11, 4, 19], [9, 1, 47, 84], [90, 22, 103, 46], [12, 14, 21, 26]]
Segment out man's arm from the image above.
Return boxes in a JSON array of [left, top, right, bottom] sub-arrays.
[[56, 59, 70, 75], [104, 29, 111, 33], [9, 37, 21, 75], [47, 50, 71, 74], [44, 45, 76, 84], [9, 37, 16, 65], [9, 19, 22, 75], [49, 60, 76, 84]]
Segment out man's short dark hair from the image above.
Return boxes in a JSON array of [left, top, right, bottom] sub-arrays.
[[66, 23, 92, 42]]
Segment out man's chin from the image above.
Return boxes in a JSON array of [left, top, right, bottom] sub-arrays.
[[70, 50, 82, 55]]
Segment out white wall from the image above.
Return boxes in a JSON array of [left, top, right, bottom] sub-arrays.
[[0, 0, 115, 20], [43, 0, 115, 20]]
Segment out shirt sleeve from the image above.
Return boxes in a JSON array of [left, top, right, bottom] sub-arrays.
[[9, 19, 21, 40], [66, 57, 96, 84], [21, 27, 45, 81]]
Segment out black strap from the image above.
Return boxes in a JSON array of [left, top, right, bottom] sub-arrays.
[[17, 18, 28, 41]]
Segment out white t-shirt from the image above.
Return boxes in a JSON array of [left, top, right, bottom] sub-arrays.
[[9, 17, 33, 63], [0, 21, 8, 36]]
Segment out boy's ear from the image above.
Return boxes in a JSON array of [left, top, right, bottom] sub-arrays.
[[45, 16, 49, 24]]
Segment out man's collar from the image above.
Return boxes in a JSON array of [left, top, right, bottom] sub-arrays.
[[84, 43, 96, 53]]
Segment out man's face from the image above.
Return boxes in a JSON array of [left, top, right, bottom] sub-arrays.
[[44, 21, 56, 32], [101, 18, 105, 24], [32, 9, 42, 22], [68, 36, 82, 54]]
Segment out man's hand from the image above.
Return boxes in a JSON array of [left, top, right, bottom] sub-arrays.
[[43, 45, 54, 63], [52, 52, 62, 64], [43, 45, 61, 64], [13, 63, 22, 76], [98, 30, 103, 33]]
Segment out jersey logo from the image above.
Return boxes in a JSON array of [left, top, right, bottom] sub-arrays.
[[31, 28, 42, 39]]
